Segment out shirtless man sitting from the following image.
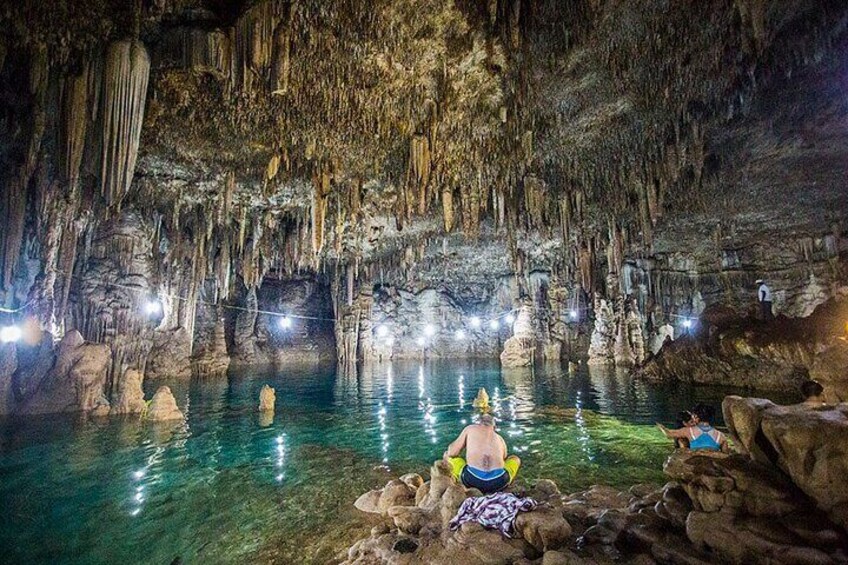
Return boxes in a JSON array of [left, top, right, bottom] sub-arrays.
[[443, 414, 521, 493]]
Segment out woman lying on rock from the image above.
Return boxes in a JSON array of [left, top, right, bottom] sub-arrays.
[[657, 403, 728, 452], [443, 413, 522, 494]]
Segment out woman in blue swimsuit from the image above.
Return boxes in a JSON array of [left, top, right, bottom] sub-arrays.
[[657, 403, 727, 452]]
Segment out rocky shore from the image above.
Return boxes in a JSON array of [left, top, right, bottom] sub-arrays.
[[342, 398, 848, 564]]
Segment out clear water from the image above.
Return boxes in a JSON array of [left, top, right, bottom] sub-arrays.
[[0, 360, 793, 564]]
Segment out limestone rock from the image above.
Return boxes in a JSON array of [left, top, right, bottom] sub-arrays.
[[809, 341, 848, 402], [258, 384, 275, 411], [17, 332, 111, 415], [500, 336, 534, 368], [110, 368, 146, 415], [760, 403, 848, 530], [147, 328, 192, 379], [146, 386, 184, 421], [515, 504, 572, 551], [0, 343, 18, 414]]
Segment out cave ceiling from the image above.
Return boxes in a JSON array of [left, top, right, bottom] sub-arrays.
[[1, 0, 847, 289]]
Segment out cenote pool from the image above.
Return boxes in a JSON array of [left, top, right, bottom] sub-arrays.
[[0, 361, 794, 564]]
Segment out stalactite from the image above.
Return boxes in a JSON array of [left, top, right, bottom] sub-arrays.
[[272, 16, 292, 95], [311, 168, 330, 256], [61, 63, 90, 189], [442, 187, 454, 232], [231, 0, 283, 92], [100, 39, 150, 207], [410, 134, 431, 215]]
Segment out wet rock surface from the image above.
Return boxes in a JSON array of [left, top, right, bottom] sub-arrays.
[[638, 299, 848, 393], [342, 397, 848, 564], [146, 385, 184, 421]]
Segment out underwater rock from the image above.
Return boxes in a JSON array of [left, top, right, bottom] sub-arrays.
[[258, 384, 275, 411], [110, 368, 146, 415], [146, 386, 184, 421]]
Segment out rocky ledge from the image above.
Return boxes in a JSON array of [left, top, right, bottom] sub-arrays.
[[342, 398, 848, 564]]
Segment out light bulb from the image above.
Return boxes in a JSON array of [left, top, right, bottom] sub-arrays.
[[470, 316, 481, 328], [145, 301, 161, 315], [489, 319, 500, 330], [0, 325, 22, 343], [569, 310, 578, 319], [683, 319, 692, 328], [424, 324, 436, 337], [505, 314, 515, 325], [455, 329, 465, 340], [279, 316, 292, 329], [376, 325, 388, 337], [416, 337, 426, 346]]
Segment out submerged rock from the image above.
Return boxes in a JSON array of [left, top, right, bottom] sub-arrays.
[[146, 386, 184, 421], [258, 384, 275, 411]]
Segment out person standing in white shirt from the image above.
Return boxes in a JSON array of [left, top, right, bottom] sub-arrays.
[[756, 279, 773, 320]]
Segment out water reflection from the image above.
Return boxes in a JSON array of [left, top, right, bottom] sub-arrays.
[[0, 358, 797, 564]]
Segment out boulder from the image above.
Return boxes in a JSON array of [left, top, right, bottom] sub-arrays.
[[809, 341, 848, 402], [760, 403, 848, 530], [724, 396, 848, 530], [515, 504, 572, 551], [259, 384, 275, 411], [146, 386, 184, 421], [110, 368, 146, 415]]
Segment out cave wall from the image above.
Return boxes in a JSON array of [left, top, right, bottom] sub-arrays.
[[0, 0, 847, 413]]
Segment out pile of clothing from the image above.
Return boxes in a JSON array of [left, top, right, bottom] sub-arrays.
[[449, 492, 537, 537]]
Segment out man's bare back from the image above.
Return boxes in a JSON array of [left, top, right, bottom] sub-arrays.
[[444, 423, 508, 471]]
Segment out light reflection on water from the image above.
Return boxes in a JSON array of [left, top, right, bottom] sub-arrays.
[[0, 360, 794, 564]]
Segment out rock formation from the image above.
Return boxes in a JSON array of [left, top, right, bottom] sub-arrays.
[[110, 368, 146, 415], [344, 396, 848, 564], [12, 330, 111, 415], [0, 0, 846, 400], [500, 304, 534, 368], [258, 384, 275, 412], [638, 299, 848, 393], [146, 386, 184, 421]]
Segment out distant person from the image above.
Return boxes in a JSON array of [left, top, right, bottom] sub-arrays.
[[657, 403, 727, 452], [756, 279, 773, 321], [444, 414, 521, 494], [675, 410, 697, 449], [799, 380, 826, 407]]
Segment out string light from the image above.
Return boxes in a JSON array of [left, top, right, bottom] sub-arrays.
[[569, 310, 578, 319], [416, 337, 426, 346], [424, 324, 436, 337], [682, 319, 693, 329], [0, 325, 22, 343], [376, 325, 388, 337], [505, 314, 515, 325], [455, 329, 465, 340], [470, 316, 481, 328], [489, 319, 500, 330], [144, 300, 162, 315], [279, 316, 292, 329]]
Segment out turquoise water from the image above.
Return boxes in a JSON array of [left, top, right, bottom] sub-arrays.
[[0, 361, 791, 564]]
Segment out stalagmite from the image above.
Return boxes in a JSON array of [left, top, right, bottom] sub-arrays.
[[100, 40, 150, 207]]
